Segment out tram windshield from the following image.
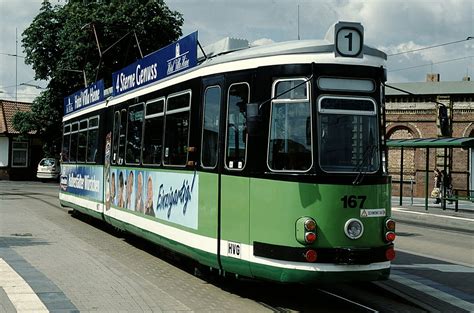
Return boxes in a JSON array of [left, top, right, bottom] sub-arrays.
[[318, 97, 379, 173]]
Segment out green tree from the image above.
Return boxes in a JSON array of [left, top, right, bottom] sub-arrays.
[[14, 0, 183, 156]]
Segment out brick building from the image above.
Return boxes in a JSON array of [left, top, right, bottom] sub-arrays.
[[385, 75, 474, 197]]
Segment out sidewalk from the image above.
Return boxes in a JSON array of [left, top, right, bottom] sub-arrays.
[[391, 196, 474, 233]]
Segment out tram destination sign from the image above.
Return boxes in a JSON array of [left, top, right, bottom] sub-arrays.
[[63, 79, 104, 116], [112, 32, 198, 97]]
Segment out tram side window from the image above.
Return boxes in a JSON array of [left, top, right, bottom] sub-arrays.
[[268, 78, 312, 171], [163, 91, 191, 166], [125, 103, 144, 164], [118, 109, 127, 165], [112, 111, 120, 164], [143, 98, 164, 165], [225, 83, 249, 170], [69, 122, 79, 162], [62, 124, 71, 162], [87, 116, 99, 163], [201, 86, 221, 168], [318, 97, 379, 173], [77, 119, 88, 162]]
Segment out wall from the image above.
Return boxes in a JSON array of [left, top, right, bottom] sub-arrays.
[[0, 136, 8, 166], [386, 96, 474, 197]]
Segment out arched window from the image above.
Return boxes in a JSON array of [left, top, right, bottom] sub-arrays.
[[388, 128, 415, 182]]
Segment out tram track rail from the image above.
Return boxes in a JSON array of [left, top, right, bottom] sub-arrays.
[[316, 288, 379, 312]]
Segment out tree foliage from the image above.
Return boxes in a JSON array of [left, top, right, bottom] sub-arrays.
[[15, 0, 183, 156]]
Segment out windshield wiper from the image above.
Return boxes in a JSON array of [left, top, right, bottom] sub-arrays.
[[352, 144, 377, 185]]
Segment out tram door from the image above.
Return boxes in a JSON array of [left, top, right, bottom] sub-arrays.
[[200, 77, 225, 270], [218, 76, 251, 277]]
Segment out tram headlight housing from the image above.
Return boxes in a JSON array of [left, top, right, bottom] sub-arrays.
[[296, 217, 317, 245], [384, 218, 396, 242], [344, 218, 364, 240]]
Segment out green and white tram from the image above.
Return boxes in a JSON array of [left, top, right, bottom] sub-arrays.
[[60, 21, 395, 283]]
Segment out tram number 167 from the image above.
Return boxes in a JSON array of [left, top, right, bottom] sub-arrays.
[[340, 195, 367, 209]]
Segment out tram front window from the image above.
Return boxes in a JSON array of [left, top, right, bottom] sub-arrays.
[[267, 78, 312, 172], [318, 97, 379, 173]]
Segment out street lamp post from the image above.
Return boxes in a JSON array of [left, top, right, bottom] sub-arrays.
[[19, 83, 45, 89]]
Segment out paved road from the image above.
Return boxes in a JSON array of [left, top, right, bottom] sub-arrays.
[[1, 181, 473, 312], [390, 196, 474, 312], [0, 181, 268, 312]]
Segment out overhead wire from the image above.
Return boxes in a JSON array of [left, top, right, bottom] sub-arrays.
[[386, 37, 473, 73], [387, 37, 473, 57], [389, 55, 474, 72]]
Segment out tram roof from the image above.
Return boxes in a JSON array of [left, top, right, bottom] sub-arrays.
[[198, 39, 387, 68], [387, 137, 474, 148]]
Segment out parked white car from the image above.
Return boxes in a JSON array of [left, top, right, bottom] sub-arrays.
[[37, 158, 60, 181]]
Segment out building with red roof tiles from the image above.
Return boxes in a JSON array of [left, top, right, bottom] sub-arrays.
[[0, 100, 43, 180]]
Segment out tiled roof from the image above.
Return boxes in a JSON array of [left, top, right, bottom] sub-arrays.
[[0, 100, 33, 134]]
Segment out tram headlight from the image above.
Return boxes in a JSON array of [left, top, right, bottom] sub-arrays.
[[344, 218, 364, 240]]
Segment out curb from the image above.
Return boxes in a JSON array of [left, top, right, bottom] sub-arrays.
[[391, 208, 474, 233]]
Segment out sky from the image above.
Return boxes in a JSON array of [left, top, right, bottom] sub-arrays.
[[0, 0, 473, 102]]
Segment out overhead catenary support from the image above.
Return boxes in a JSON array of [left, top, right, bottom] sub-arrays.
[[81, 24, 144, 82], [133, 31, 143, 58], [197, 40, 208, 61], [59, 69, 88, 88]]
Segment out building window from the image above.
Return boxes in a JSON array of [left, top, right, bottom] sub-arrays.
[[388, 128, 415, 182], [11, 141, 28, 167], [0, 137, 9, 166]]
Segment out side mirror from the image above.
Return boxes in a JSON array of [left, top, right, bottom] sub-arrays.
[[246, 102, 262, 136]]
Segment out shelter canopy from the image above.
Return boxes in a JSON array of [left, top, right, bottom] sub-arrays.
[[387, 137, 474, 148]]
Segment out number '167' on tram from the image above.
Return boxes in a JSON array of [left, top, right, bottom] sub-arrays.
[[59, 21, 395, 283]]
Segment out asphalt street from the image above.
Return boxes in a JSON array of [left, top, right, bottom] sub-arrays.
[[0, 181, 472, 312]]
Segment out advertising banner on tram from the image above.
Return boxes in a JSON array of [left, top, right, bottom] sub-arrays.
[[63, 79, 104, 116], [105, 168, 199, 230], [60, 165, 103, 202], [112, 32, 198, 96]]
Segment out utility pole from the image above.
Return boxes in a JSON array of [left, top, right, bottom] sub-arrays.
[[297, 5, 300, 40], [15, 28, 18, 102]]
